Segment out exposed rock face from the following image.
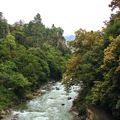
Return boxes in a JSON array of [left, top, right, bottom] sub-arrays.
[[86, 108, 94, 120], [86, 107, 114, 120], [0, 109, 12, 119], [0, 110, 6, 119]]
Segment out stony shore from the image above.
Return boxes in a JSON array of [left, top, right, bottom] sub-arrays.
[[0, 81, 54, 120]]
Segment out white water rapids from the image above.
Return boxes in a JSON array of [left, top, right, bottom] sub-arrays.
[[4, 82, 80, 120]]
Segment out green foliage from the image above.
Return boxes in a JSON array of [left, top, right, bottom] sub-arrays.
[[0, 12, 9, 39], [42, 43, 66, 80], [0, 86, 14, 111], [10, 73, 30, 88], [109, 0, 120, 11], [94, 36, 120, 119], [104, 12, 120, 39], [4, 34, 16, 50], [63, 29, 103, 86], [63, 15, 120, 119], [33, 13, 42, 24], [0, 13, 68, 111]]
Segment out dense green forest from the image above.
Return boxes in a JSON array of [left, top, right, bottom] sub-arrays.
[[0, 12, 69, 111], [63, 0, 120, 119], [1, 0, 120, 120]]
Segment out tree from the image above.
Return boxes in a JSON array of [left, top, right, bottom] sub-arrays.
[[0, 12, 67, 112], [109, 0, 120, 11], [63, 29, 105, 117], [33, 13, 42, 24], [4, 33, 16, 50], [0, 13, 9, 39], [103, 12, 120, 40], [88, 36, 120, 119], [0, 12, 3, 20]]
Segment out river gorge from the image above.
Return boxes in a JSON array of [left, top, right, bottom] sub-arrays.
[[3, 82, 80, 120]]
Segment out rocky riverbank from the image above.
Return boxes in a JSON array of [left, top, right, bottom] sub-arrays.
[[70, 105, 114, 120], [0, 109, 12, 119], [3, 82, 80, 120], [70, 106, 86, 120], [0, 81, 54, 120]]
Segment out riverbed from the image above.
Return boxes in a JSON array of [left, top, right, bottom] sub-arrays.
[[3, 82, 80, 120]]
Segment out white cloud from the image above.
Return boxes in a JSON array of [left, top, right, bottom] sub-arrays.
[[0, 0, 112, 35]]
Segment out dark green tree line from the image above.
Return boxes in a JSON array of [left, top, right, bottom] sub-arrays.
[[63, 1, 120, 119], [0, 13, 69, 111]]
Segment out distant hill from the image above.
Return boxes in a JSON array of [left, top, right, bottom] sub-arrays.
[[64, 35, 75, 41]]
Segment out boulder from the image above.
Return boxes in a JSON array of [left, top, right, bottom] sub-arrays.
[[56, 87, 60, 90], [0, 110, 6, 119], [68, 97, 72, 100]]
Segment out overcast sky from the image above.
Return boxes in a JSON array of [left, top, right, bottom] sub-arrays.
[[0, 0, 113, 35]]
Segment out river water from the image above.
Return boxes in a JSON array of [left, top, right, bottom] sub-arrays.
[[4, 82, 79, 120]]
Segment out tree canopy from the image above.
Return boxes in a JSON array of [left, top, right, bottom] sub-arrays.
[[63, 4, 120, 119], [0, 12, 69, 111]]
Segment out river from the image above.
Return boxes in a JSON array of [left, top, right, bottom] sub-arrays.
[[3, 82, 80, 120]]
